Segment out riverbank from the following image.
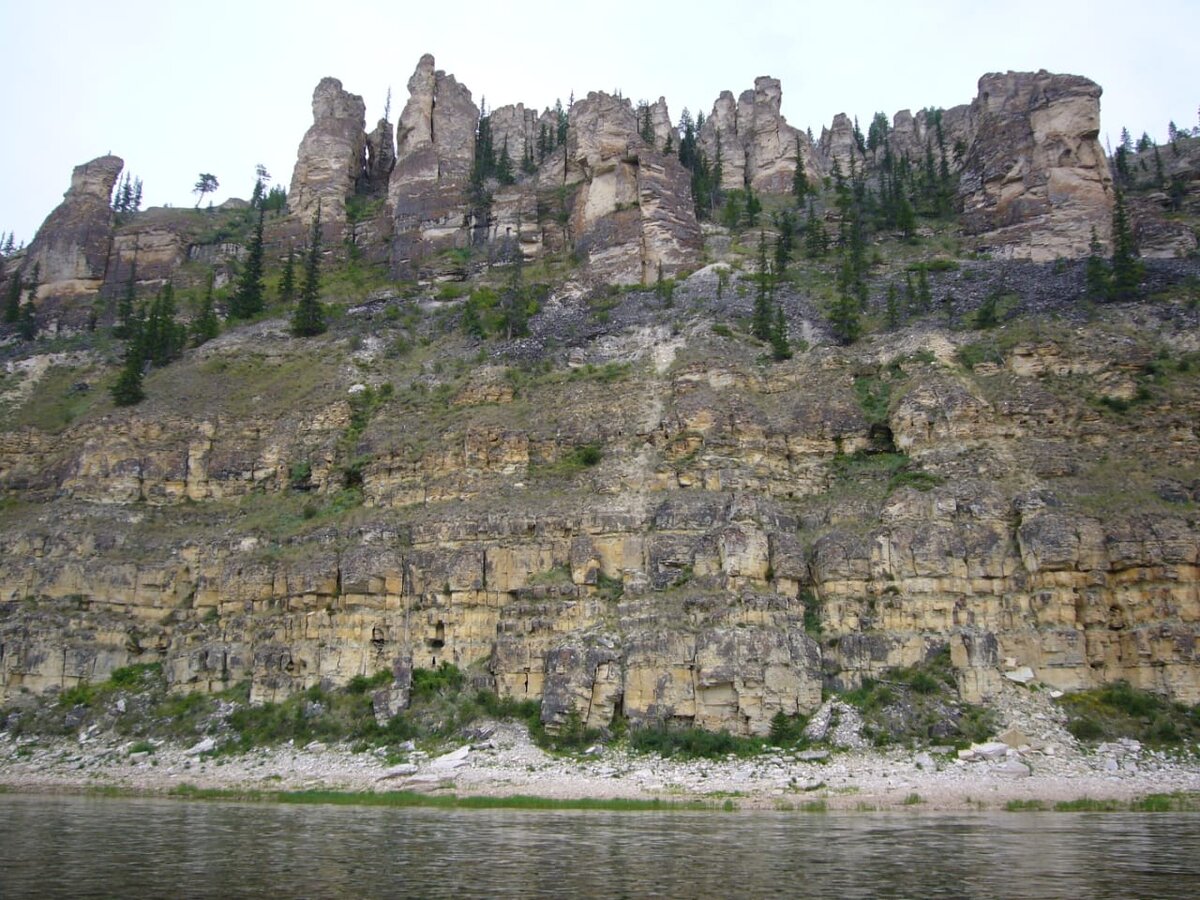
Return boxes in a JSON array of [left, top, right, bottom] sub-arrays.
[[3, 717, 1199, 812]]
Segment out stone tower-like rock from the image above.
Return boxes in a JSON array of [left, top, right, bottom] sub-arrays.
[[566, 91, 702, 284], [389, 54, 480, 275], [287, 77, 367, 223], [362, 118, 396, 197], [22, 155, 123, 299], [958, 71, 1113, 260], [699, 78, 821, 193]]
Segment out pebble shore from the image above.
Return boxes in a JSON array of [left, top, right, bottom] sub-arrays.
[[3, 685, 1197, 811]]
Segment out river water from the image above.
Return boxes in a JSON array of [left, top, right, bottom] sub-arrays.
[[0, 793, 1197, 898]]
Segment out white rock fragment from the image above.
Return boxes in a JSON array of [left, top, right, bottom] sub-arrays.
[[430, 745, 471, 770], [184, 737, 217, 757]]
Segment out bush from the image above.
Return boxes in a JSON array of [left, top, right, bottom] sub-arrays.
[[629, 725, 765, 759], [347, 670, 394, 695]]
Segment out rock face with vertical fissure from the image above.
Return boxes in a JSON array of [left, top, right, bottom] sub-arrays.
[[287, 77, 367, 224]]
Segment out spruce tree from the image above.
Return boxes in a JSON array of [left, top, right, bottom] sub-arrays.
[[3, 267, 21, 323], [115, 260, 137, 338], [770, 303, 792, 361], [18, 263, 40, 338], [110, 347, 145, 406], [885, 282, 900, 329], [279, 246, 297, 303], [17, 292, 36, 340], [916, 267, 932, 311], [744, 186, 761, 227], [192, 270, 220, 346], [774, 210, 795, 274], [829, 277, 861, 345], [792, 138, 809, 201], [1109, 189, 1141, 301], [292, 207, 326, 337], [752, 232, 773, 341], [1084, 227, 1110, 300], [230, 207, 266, 319]]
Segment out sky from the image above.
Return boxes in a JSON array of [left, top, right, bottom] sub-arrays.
[[1, 0, 1196, 244]]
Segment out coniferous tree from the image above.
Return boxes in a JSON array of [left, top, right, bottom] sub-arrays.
[[19, 263, 40, 334], [292, 206, 326, 337], [496, 136, 515, 185], [1153, 143, 1166, 189], [792, 138, 809, 202], [829, 274, 861, 345], [1109, 188, 1142, 301], [804, 198, 827, 258], [752, 231, 773, 341], [1084, 227, 1110, 300], [115, 259, 137, 338], [916, 266, 932, 312], [192, 270, 220, 346], [501, 218, 529, 339], [774, 210, 795, 274], [744, 186, 762, 227], [3, 267, 21, 323], [132, 178, 143, 212], [279, 246, 297, 303], [110, 344, 145, 406], [229, 208, 266, 319], [770, 303, 791, 361], [885, 282, 900, 329]]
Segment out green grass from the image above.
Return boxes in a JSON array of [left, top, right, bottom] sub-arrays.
[[4, 362, 112, 433], [1004, 799, 1047, 811], [168, 785, 710, 812], [628, 725, 767, 760], [1058, 681, 1200, 747]]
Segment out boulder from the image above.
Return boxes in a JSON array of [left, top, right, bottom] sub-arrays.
[[287, 77, 367, 223]]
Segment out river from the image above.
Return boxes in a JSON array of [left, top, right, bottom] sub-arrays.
[[0, 793, 1197, 898]]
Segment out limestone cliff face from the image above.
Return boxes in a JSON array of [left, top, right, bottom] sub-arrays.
[[3, 295, 1199, 731], [958, 71, 1113, 260], [566, 92, 702, 283], [287, 77, 367, 224], [22, 155, 123, 298]]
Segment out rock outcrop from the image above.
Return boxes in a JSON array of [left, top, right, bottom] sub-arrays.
[[958, 71, 1113, 260], [566, 91, 701, 283], [699, 78, 820, 193], [362, 118, 396, 197], [287, 77, 367, 223], [22, 155, 123, 298], [389, 54, 479, 276]]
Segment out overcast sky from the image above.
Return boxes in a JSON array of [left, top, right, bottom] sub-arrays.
[[1, 0, 1196, 244]]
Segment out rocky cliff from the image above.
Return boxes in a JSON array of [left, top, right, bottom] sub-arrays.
[[958, 71, 1114, 260], [3, 58, 1198, 737]]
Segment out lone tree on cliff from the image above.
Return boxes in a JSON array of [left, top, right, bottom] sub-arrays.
[[291, 206, 326, 337], [193, 173, 219, 208]]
